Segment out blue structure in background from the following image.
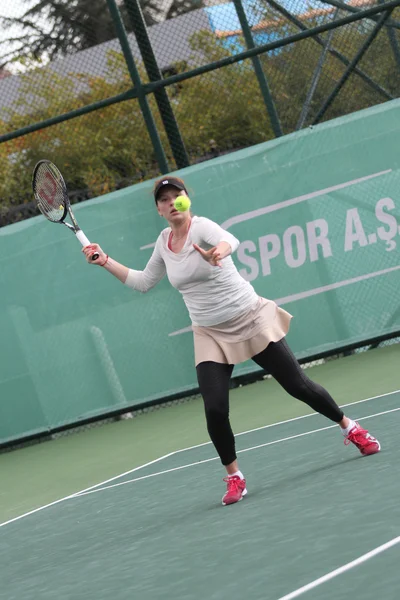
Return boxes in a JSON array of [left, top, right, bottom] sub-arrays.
[[205, 1, 261, 31], [204, 0, 330, 55]]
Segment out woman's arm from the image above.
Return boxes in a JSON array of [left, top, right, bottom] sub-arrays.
[[196, 217, 239, 251], [103, 256, 130, 283], [193, 217, 240, 266], [82, 241, 166, 292]]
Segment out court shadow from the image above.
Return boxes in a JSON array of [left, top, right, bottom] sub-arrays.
[[250, 454, 366, 499], [205, 454, 365, 510]]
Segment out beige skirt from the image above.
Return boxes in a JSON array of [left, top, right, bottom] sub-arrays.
[[193, 297, 292, 366]]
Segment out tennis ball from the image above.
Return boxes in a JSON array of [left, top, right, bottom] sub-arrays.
[[174, 196, 191, 212]]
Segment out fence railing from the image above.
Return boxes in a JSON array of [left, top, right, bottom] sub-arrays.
[[1, 0, 400, 225]]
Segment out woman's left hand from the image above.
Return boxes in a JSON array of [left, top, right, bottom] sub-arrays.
[[193, 244, 222, 267]]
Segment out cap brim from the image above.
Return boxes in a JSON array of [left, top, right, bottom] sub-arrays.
[[154, 178, 186, 200]]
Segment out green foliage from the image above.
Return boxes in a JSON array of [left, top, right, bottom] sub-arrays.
[[0, 51, 159, 203], [174, 31, 273, 157], [1, 19, 400, 219]]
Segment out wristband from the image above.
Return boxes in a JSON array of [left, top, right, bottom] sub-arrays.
[[99, 254, 109, 267]]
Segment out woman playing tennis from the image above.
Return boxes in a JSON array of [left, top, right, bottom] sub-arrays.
[[83, 177, 381, 506]]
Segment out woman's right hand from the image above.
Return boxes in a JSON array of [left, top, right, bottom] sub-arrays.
[[82, 243, 107, 265]]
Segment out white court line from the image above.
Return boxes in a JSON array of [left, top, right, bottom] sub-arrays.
[[0, 390, 398, 528], [277, 535, 400, 600], [170, 389, 400, 453], [220, 170, 392, 230], [169, 265, 400, 336], [140, 170, 392, 250], [0, 453, 174, 529], [73, 407, 400, 498], [75, 389, 400, 494]]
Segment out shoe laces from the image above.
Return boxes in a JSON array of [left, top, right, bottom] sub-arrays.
[[223, 476, 241, 492], [344, 425, 368, 446]]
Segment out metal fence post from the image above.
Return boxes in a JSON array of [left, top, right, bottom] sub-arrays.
[[378, 0, 400, 73], [123, 0, 190, 169], [106, 0, 169, 173], [1, 0, 399, 150], [232, 0, 283, 137], [266, 0, 393, 101], [313, 8, 394, 124], [386, 23, 400, 71], [320, 0, 400, 29], [296, 9, 340, 130]]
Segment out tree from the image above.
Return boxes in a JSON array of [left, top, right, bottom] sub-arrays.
[[0, 0, 204, 69], [0, 24, 398, 224], [0, 0, 122, 68], [165, 0, 204, 21]]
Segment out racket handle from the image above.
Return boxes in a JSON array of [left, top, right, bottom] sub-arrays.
[[76, 229, 90, 247], [75, 229, 99, 261]]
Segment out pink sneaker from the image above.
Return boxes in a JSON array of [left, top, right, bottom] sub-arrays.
[[344, 422, 381, 456], [222, 476, 247, 506]]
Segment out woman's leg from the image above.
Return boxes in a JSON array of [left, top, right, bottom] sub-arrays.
[[252, 338, 344, 422], [196, 361, 247, 504], [196, 361, 235, 465], [252, 338, 381, 455]]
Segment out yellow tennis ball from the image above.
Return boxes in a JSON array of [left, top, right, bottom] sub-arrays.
[[174, 196, 191, 212]]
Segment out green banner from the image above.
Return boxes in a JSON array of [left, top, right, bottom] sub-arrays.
[[1, 100, 400, 443]]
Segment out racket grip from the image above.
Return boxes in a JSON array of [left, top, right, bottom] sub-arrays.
[[75, 229, 90, 247], [75, 229, 99, 261]]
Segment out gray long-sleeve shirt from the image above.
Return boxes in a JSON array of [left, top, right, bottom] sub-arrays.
[[125, 216, 258, 326]]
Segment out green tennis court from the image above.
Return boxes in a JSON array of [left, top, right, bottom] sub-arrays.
[[0, 345, 399, 600]]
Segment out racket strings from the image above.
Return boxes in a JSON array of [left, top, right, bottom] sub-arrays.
[[33, 163, 66, 223]]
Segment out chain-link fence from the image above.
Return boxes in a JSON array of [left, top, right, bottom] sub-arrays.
[[1, 0, 400, 226]]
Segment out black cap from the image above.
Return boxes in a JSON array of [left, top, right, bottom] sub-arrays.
[[154, 177, 187, 201]]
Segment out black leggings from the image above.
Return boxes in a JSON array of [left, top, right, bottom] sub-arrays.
[[196, 338, 344, 466]]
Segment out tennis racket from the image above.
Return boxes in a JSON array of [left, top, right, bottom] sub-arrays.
[[32, 160, 99, 260]]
